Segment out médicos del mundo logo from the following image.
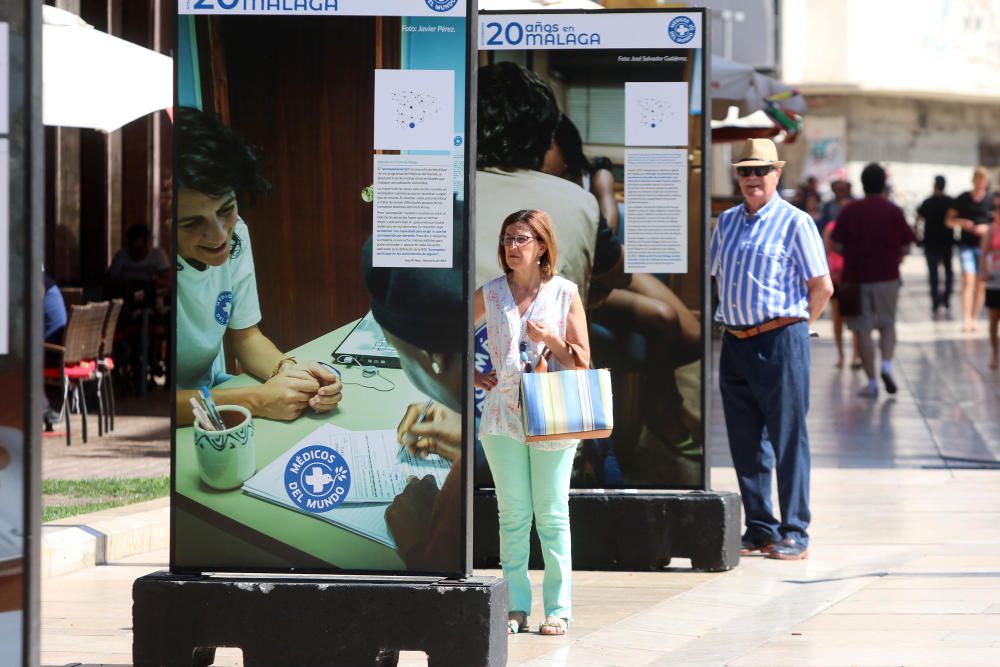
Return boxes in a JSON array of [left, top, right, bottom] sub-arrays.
[[668, 16, 696, 45], [425, 0, 458, 12]]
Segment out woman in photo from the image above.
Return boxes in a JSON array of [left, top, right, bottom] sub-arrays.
[[475, 209, 590, 636], [174, 107, 342, 425]]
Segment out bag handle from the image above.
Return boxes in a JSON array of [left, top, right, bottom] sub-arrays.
[[531, 341, 589, 373]]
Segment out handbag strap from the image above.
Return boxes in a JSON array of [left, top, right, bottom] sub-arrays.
[[531, 341, 589, 373]]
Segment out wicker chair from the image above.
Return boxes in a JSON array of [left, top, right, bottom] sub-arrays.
[[98, 298, 124, 432], [44, 302, 109, 445]]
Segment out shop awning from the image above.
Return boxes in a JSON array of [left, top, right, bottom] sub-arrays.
[[42, 5, 172, 133]]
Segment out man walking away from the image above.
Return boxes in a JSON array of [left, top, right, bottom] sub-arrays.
[[711, 139, 833, 561], [832, 163, 916, 398], [916, 175, 954, 313]]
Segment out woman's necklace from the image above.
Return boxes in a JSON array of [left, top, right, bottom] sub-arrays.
[[509, 276, 543, 355]]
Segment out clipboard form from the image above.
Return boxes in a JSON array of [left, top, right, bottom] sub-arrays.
[[241, 423, 451, 550], [331, 311, 401, 369]]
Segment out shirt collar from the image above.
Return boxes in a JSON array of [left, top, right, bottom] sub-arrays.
[[743, 191, 782, 220]]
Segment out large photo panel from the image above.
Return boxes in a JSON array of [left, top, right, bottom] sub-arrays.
[[173, 0, 474, 576], [475, 9, 708, 491]]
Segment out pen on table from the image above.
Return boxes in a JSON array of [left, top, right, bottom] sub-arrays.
[[188, 398, 216, 431], [198, 387, 226, 430], [398, 400, 434, 461]]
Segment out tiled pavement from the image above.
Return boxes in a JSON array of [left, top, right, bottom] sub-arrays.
[[40, 254, 1000, 666]]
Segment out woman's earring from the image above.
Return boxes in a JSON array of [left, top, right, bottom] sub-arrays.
[[431, 359, 442, 375]]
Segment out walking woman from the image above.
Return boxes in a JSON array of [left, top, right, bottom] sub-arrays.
[[475, 209, 590, 636]]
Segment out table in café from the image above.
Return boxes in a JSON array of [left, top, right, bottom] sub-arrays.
[[174, 320, 431, 571]]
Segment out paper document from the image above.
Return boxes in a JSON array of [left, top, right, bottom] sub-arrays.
[[242, 423, 452, 549]]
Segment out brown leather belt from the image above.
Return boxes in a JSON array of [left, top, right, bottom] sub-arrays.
[[726, 317, 805, 339]]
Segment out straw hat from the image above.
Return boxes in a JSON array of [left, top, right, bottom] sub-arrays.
[[731, 138, 786, 168]]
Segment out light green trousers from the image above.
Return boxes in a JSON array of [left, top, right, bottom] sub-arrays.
[[481, 434, 575, 620]]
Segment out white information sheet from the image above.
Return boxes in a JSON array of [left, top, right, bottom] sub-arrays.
[[624, 149, 687, 274], [373, 154, 453, 268], [0, 140, 8, 354], [624, 81, 688, 147], [374, 69, 455, 151]]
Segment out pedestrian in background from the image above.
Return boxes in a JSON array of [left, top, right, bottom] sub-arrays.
[[916, 175, 954, 314], [947, 167, 992, 332], [711, 139, 832, 561], [981, 192, 1000, 370], [832, 163, 916, 398], [819, 179, 855, 236]]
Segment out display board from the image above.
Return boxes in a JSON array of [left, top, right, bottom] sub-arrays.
[[173, 0, 475, 576], [0, 2, 41, 665], [474, 8, 710, 491]]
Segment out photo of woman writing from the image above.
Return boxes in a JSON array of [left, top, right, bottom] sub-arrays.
[[475, 209, 590, 636], [174, 107, 343, 425]]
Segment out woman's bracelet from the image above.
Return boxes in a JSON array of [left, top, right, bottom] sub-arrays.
[[269, 356, 297, 379]]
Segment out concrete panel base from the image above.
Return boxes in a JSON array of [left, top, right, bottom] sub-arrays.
[[133, 571, 507, 667], [474, 491, 741, 572]]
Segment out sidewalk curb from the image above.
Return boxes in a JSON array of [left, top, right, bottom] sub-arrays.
[[42, 496, 169, 578]]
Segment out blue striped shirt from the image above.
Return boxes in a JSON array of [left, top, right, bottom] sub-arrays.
[[710, 193, 829, 326]]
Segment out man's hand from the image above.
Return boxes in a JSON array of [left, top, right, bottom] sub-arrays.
[[397, 403, 461, 462], [385, 475, 438, 568], [805, 274, 834, 325]]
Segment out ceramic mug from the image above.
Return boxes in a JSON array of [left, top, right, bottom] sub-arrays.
[[193, 405, 256, 490]]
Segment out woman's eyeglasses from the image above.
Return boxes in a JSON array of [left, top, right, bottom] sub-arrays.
[[500, 234, 537, 248], [736, 166, 776, 178]]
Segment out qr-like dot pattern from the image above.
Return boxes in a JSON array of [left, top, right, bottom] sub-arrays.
[[638, 97, 675, 129], [392, 90, 440, 129]]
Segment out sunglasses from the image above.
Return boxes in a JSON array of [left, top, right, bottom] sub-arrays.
[[736, 166, 776, 178]]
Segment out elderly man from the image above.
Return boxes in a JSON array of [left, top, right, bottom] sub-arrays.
[[710, 139, 833, 560]]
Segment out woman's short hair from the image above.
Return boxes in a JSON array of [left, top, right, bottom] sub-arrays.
[[176, 107, 270, 202], [497, 209, 558, 279]]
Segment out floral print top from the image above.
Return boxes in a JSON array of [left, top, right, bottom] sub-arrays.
[[479, 274, 579, 451]]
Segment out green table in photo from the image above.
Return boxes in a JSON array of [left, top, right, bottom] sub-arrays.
[[175, 319, 431, 570]]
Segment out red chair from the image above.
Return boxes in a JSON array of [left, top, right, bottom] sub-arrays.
[[98, 298, 124, 433], [44, 302, 109, 445]]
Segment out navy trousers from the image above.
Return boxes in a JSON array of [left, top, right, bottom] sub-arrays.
[[719, 321, 812, 545]]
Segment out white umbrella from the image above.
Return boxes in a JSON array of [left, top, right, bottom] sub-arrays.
[[711, 54, 805, 120], [42, 5, 172, 133]]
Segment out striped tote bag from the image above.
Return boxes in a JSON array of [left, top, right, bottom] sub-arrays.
[[519, 345, 613, 442]]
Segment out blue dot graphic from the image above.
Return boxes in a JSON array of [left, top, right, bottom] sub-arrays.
[[409, 122, 415, 129], [651, 123, 656, 128]]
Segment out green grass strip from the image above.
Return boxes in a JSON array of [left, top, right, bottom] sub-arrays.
[[43, 476, 169, 523]]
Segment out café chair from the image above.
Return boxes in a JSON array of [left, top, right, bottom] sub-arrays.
[[44, 301, 109, 446], [98, 298, 124, 433]]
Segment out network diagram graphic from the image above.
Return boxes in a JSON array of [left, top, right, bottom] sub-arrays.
[[391, 90, 441, 130], [636, 97, 677, 130]]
